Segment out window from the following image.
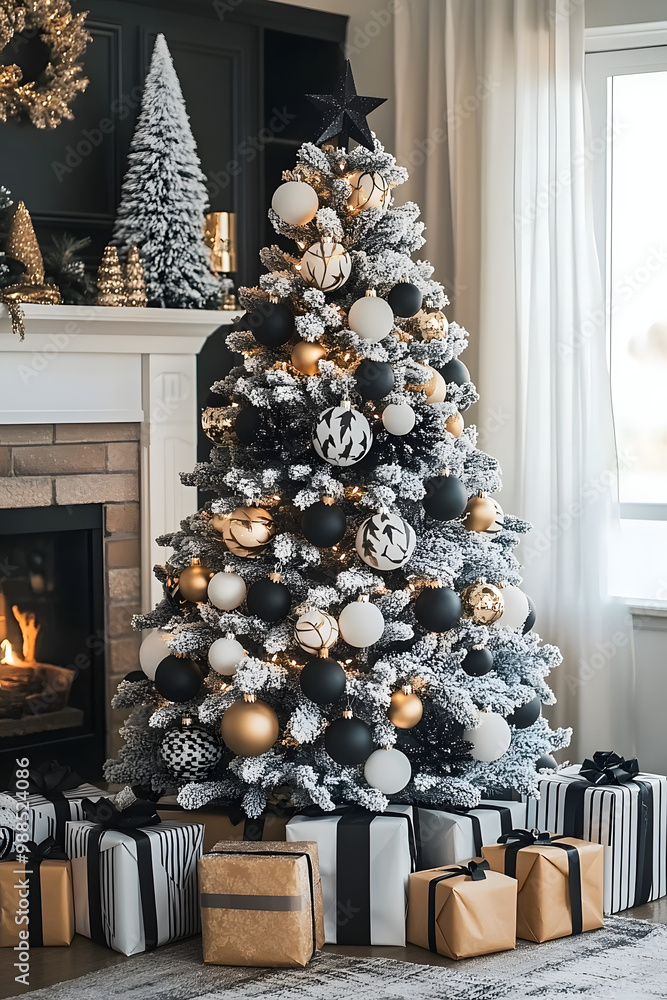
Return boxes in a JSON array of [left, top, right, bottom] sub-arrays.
[[586, 34, 667, 606]]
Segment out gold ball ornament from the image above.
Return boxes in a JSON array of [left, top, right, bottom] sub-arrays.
[[445, 411, 464, 437], [291, 340, 326, 375], [387, 685, 424, 729], [178, 558, 214, 603], [201, 405, 232, 445], [408, 363, 447, 404], [461, 581, 505, 625], [415, 309, 449, 342], [462, 494, 497, 532], [220, 693, 279, 756], [212, 506, 275, 558]]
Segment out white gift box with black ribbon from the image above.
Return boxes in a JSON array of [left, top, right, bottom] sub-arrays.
[[526, 762, 667, 914], [25, 782, 104, 846], [286, 808, 416, 946], [390, 800, 528, 869], [66, 816, 204, 955]]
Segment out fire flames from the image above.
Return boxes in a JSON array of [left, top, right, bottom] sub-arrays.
[[0, 639, 19, 666]]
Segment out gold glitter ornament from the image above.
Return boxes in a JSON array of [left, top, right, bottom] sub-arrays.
[[460, 581, 505, 625]]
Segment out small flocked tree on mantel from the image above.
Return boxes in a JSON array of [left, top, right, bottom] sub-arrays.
[[112, 33, 220, 309], [106, 63, 570, 818]]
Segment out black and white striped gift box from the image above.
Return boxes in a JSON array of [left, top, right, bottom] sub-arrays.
[[526, 767, 667, 914], [10, 782, 104, 848], [66, 819, 204, 955]]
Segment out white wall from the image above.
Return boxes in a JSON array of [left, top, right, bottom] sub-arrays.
[[268, 0, 396, 150], [586, 0, 667, 27]]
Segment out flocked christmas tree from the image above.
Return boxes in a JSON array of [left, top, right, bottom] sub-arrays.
[[106, 64, 570, 817], [112, 34, 220, 309]]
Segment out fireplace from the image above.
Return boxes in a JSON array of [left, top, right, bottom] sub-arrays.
[[0, 505, 105, 784]]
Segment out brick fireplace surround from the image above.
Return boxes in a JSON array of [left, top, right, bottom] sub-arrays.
[[0, 303, 233, 757], [0, 422, 141, 755]]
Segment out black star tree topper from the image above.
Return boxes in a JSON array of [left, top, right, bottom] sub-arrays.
[[306, 61, 386, 152]]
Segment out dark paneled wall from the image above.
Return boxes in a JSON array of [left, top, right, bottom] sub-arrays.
[[0, 0, 346, 288]]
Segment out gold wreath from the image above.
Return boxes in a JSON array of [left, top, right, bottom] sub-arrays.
[[0, 0, 91, 129]]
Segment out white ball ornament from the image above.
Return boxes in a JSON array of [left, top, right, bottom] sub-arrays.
[[484, 499, 505, 534], [313, 403, 372, 467], [347, 170, 391, 212], [338, 597, 385, 647], [139, 630, 171, 680], [382, 401, 416, 436], [492, 585, 530, 631], [301, 240, 351, 292], [294, 610, 339, 654], [348, 292, 394, 343], [207, 569, 247, 611], [271, 180, 319, 226], [356, 510, 416, 571], [208, 636, 246, 676], [464, 710, 512, 762], [364, 747, 412, 794]]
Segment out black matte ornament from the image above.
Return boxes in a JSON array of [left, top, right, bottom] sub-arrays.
[[302, 499, 346, 547], [461, 647, 494, 677], [300, 656, 346, 704], [414, 586, 462, 632], [124, 670, 146, 683], [440, 357, 471, 385], [246, 576, 291, 623], [536, 753, 558, 771], [507, 696, 541, 729], [523, 596, 537, 634], [306, 60, 386, 151], [154, 655, 203, 702], [324, 714, 374, 765], [354, 359, 394, 400], [235, 406, 262, 444], [423, 473, 468, 521], [387, 282, 423, 318], [247, 302, 295, 348]]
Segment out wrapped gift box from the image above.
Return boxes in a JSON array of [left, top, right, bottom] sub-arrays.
[[199, 840, 324, 967], [66, 799, 203, 955], [526, 756, 667, 914], [391, 800, 527, 870], [407, 859, 517, 959], [6, 763, 103, 848], [157, 802, 290, 853], [286, 807, 415, 945], [0, 840, 75, 947], [483, 830, 604, 942]]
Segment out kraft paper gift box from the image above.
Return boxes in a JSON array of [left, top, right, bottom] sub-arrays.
[[391, 799, 527, 870], [0, 838, 75, 947], [286, 806, 416, 946], [7, 761, 103, 849], [157, 801, 291, 853], [407, 859, 517, 959], [482, 829, 604, 943], [66, 797, 203, 955], [199, 840, 325, 967], [526, 753, 667, 913]]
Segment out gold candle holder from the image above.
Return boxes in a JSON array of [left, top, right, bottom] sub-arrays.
[[204, 211, 238, 310]]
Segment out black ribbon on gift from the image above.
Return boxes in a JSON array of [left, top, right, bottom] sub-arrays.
[[426, 860, 490, 953], [498, 828, 584, 935], [299, 805, 416, 946], [562, 751, 653, 908], [81, 797, 161, 951], [6, 837, 69, 947], [12, 761, 83, 849], [410, 803, 515, 868]]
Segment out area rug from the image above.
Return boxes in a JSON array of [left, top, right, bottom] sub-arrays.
[[8, 917, 666, 999]]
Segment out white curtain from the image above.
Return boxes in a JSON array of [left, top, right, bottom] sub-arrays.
[[395, 0, 635, 759]]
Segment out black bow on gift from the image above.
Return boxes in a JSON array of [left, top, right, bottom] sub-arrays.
[[16, 760, 82, 798], [7, 836, 68, 864], [579, 751, 639, 786], [498, 828, 559, 847], [82, 797, 161, 830], [438, 859, 490, 881]]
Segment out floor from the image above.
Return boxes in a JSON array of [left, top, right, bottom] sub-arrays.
[[1, 897, 665, 997]]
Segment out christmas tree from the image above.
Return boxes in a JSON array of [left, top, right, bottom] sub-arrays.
[[112, 34, 220, 309], [106, 65, 570, 817], [124, 245, 147, 307], [96, 245, 126, 306]]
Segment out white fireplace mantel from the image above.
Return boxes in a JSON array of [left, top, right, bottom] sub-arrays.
[[0, 303, 242, 608]]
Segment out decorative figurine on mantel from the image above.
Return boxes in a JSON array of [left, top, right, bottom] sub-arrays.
[[2, 202, 61, 305], [96, 245, 126, 307], [124, 245, 147, 307]]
